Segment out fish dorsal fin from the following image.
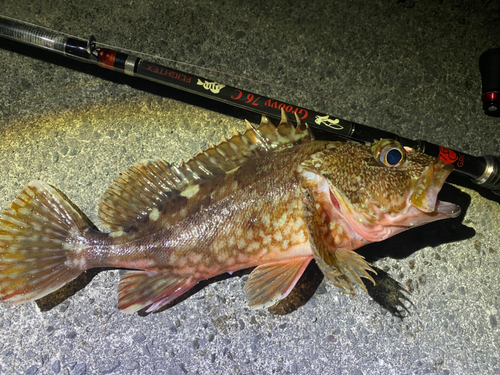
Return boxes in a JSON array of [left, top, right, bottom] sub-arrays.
[[98, 110, 314, 231]]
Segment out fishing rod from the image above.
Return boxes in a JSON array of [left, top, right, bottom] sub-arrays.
[[1, 15, 499, 196]]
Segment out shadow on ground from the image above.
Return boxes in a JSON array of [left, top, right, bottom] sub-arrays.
[[36, 173, 474, 317]]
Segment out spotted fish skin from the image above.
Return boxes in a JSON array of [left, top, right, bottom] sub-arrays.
[[90, 143, 322, 273], [0, 111, 460, 313]]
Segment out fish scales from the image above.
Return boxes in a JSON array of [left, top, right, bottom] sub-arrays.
[[0, 110, 460, 313], [86, 143, 325, 278]]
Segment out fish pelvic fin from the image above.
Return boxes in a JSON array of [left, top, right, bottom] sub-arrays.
[[0, 181, 90, 305], [118, 270, 197, 313], [245, 257, 313, 309]]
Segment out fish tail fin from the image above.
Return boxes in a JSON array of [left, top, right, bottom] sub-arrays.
[[0, 181, 90, 305]]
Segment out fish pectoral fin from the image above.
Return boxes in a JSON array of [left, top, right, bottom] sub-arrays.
[[118, 271, 197, 314], [245, 256, 313, 309], [305, 209, 376, 295], [298, 174, 376, 296]]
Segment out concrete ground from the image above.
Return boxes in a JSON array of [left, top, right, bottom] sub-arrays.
[[0, 1, 499, 374]]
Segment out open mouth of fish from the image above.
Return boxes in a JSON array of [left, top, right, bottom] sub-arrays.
[[326, 158, 461, 244], [410, 161, 461, 219]]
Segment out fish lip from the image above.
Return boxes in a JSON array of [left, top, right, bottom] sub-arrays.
[[434, 199, 461, 218], [412, 160, 460, 217]]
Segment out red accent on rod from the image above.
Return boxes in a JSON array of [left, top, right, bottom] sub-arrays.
[[482, 91, 499, 103], [438, 146, 458, 164], [98, 49, 117, 70], [438, 146, 466, 168]]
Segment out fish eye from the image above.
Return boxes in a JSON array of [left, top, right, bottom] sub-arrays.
[[372, 140, 407, 168]]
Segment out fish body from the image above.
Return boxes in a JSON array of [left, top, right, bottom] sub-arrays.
[[0, 111, 460, 313]]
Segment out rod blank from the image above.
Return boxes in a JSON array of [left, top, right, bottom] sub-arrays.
[[1, 15, 499, 196]]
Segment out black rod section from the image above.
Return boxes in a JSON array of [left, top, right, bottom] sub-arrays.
[[1, 15, 499, 195]]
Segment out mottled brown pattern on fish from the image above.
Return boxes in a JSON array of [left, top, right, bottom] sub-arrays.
[[91, 142, 328, 278], [301, 142, 438, 214]]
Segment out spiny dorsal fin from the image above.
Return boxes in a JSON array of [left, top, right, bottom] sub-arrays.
[[98, 110, 314, 231]]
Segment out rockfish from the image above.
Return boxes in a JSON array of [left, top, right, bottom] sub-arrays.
[[0, 110, 460, 313]]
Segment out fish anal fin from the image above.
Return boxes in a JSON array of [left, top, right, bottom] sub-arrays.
[[118, 271, 197, 313], [245, 256, 313, 309]]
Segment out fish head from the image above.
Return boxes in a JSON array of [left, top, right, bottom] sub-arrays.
[[316, 139, 461, 242]]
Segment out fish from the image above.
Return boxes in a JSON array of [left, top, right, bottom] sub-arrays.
[[0, 110, 460, 313]]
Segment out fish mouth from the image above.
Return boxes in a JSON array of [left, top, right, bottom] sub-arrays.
[[434, 199, 461, 218], [410, 160, 461, 218]]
